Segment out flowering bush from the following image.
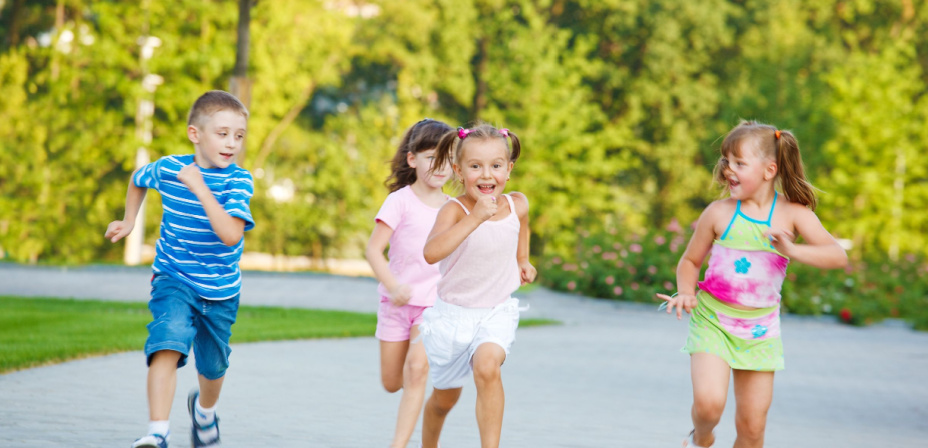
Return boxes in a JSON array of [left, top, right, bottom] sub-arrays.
[[537, 222, 928, 331]]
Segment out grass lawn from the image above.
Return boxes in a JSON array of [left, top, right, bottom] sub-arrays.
[[0, 296, 557, 374]]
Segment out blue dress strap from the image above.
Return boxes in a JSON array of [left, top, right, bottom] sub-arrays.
[[764, 192, 778, 225], [720, 201, 740, 241]]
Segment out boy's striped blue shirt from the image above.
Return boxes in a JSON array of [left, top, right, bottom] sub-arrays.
[[134, 154, 255, 300]]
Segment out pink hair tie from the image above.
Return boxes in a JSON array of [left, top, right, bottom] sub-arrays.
[[457, 127, 472, 139], [499, 128, 510, 137]]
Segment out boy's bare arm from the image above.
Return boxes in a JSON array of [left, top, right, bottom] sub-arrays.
[[105, 177, 147, 243], [178, 163, 245, 246]]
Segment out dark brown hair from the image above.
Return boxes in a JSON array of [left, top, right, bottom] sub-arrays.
[[713, 120, 817, 210], [385, 118, 454, 192], [187, 90, 249, 128], [429, 122, 522, 179]]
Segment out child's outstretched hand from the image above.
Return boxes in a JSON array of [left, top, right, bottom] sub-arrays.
[[519, 261, 537, 285], [472, 195, 498, 222], [765, 228, 796, 256], [655, 292, 697, 320], [104, 220, 134, 243], [388, 284, 413, 307], [177, 163, 207, 193]]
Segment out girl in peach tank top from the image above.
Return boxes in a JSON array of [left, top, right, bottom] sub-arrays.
[[419, 123, 535, 448]]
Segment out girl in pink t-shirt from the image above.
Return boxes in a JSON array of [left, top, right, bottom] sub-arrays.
[[365, 118, 453, 448], [419, 123, 536, 448]]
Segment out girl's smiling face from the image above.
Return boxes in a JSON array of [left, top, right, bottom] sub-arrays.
[[409, 148, 451, 189], [722, 138, 776, 200], [454, 138, 513, 201]]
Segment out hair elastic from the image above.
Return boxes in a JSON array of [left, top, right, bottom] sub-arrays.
[[657, 292, 679, 312], [457, 127, 472, 139], [499, 128, 510, 137], [774, 130, 781, 140]]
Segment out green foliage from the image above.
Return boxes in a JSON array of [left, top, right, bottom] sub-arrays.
[[538, 227, 928, 330], [0, 0, 926, 268]]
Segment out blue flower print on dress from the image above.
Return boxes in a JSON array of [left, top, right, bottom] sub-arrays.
[[751, 325, 768, 338], [734, 257, 752, 274]]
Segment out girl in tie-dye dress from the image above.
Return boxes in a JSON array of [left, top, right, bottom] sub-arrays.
[[657, 121, 848, 448]]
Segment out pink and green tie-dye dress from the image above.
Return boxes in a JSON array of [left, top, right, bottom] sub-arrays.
[[684, 193, 788, 371]]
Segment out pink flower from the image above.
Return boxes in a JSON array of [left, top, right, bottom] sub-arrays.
[[613, 286, 623, 296], [630, 243, 643, 253], [630, 282, 639, 291], [592, 245, 602, 254], [615, 261, 624, 268], [602, 252, 617, 260], [663, 281, 674, 290], [552, 256, 562, 265], [605, 275, 615, 285], [563, 263, 578, 272], [613, 243, 622, 250], [654, 235, 666, 245], [620, 250, 628, 258], [647, 265, 658, 275], [567, 281, 577, 291], [666, 218, 683, 233]]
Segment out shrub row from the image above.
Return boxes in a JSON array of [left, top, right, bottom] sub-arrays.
[[537, 221, 928, 331]]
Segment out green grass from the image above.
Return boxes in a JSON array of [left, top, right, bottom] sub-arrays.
[[0, 296, 556, 373]]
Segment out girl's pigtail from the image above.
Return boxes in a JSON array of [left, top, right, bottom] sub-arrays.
[[505, 129, 521, 163], [775, 130, 817, 210], [430, 129, 459, 179]]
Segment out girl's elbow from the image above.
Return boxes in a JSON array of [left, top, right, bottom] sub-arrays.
[[423, 247, 441, 265]]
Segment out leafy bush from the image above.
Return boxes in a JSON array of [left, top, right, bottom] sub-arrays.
[[538, 224, 928, 331]]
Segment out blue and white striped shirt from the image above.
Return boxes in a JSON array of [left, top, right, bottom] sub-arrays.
[[134, 154, 255, 301]]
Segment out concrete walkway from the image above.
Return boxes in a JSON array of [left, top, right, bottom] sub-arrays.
[[1, 263, 926, 447]]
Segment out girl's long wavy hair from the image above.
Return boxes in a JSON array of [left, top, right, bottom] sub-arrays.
[[385, 118, 454, 192], [713, 120, 817, 210], [429, 122, 521, 181]]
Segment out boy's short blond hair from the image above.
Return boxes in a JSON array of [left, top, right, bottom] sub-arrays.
[[187, 90, 249, 128]]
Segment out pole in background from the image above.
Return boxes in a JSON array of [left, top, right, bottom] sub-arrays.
[[124, 35, 162, 265]]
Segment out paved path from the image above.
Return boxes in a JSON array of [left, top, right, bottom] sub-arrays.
[[1, 263, 926, 447]]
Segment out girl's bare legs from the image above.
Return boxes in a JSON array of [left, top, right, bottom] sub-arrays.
[[381, 339, 410, 393], [472, 343, 507, 448], [732, 369, 774, 448], [387, 326, 430, 448], [147, 350, 182, 420], [422, 387, 462, 448], [690, 353, 731, 447]]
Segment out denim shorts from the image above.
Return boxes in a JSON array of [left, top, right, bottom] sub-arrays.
[[145, 274, 240, 380]]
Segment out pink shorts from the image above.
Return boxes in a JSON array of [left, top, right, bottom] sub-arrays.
[[375, 297, 429, 342]]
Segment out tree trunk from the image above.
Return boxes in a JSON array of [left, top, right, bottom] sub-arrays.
[[231, 0, 253, 166]]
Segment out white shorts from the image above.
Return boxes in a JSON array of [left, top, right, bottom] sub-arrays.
[[419, 297, 521, 390]]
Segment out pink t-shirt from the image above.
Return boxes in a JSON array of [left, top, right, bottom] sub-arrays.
[[375, 185, 447, 307]]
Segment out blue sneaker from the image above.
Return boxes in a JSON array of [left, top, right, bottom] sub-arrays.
[[187, 389, 221, 447], [131, 433, 168, 448]]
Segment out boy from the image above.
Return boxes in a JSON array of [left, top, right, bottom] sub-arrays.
[[105, 90, 254, 448]]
